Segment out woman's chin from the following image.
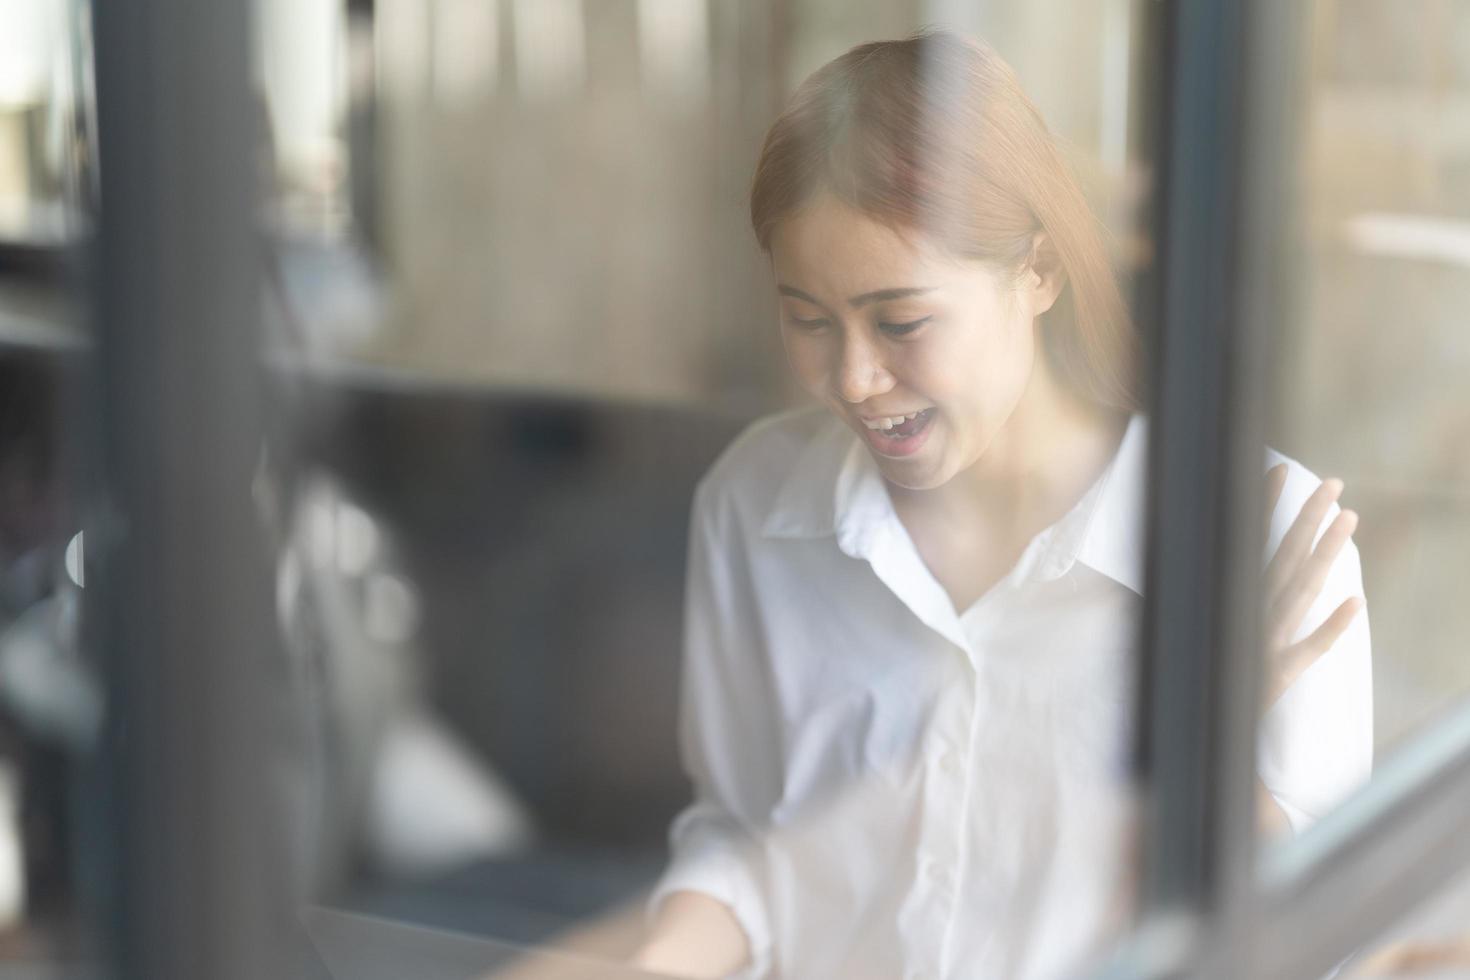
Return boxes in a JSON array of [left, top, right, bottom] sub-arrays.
[[873, 453, 953, 492]]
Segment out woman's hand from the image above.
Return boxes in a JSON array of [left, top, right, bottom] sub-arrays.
[[630, 890, 750, 979], [1256, 465, 1364, 836], [1261, 464, 1363, 707]]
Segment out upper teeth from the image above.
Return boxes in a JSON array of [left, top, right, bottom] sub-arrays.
[[864, 411, 923, 430]]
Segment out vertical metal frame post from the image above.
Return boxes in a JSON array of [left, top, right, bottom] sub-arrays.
[[90, 1, 289, 978], [1135, 0, 1262, 945], [1021, 0, 1470, 975], [1097, 0, 1417, 976], [1097, 0, 1282, 974]]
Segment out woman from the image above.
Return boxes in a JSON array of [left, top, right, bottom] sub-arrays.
[[632, 30, 1371, 980]]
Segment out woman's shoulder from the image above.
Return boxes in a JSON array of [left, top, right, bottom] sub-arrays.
[[694, 405, 837, 523], [1131, 418, 1349, 564]]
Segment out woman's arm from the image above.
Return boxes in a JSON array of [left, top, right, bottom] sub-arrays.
[[1255, 776, 1291, 837], [630, 890, 751, 979], [632, 479, 780, 977]]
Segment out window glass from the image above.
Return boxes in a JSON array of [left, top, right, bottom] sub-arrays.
[[1256, 0, 1470, 851], [0, 1, 92, 972], [1338, 862, 1470, 977], [280, 3, 1163, 979], [254, 0, 354, 241], [5, 3, 1192, 979], [0, 0, 93, 246]]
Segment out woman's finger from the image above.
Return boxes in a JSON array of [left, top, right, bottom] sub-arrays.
[[1266, 508, 1359, 651], [1264, 477, 1343, 604], [1267, 595, 1363, 705], [1262, 463, 1288, 554]]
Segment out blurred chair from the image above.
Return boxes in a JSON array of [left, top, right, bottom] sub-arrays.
[[285, 375, 751, 948]]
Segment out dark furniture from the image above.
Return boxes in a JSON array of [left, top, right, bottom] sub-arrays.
[[292, 374, 754, 943]]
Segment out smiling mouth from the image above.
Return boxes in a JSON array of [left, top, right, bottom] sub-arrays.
[[865, 407, 934, 439]]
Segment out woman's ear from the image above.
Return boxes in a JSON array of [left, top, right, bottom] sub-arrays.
[[1024, 230, 1066, 316]]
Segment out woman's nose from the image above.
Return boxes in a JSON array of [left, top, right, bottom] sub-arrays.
[[834, 332, 894, 404]]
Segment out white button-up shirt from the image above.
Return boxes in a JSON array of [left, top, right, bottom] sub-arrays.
[[649, 407, 1372, 980]]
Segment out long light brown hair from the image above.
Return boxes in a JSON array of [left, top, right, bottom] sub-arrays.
[[750, 30, 1140, 411]]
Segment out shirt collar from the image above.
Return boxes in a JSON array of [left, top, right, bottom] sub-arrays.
[[758, 413, 853, 541], [761, 411, 1149, 596], [1073, 413, 1148, 595]]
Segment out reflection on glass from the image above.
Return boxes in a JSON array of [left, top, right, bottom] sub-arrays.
[[11, 0, 1460, 974], [283, 1, 1191, 977], [1260, 0, 1470, 848], [634, 30, 1148, 980]]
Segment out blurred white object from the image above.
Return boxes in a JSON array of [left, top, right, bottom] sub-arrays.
[[0, 592, 102, 751], [0, 0, 64, 107], [277, 473, 533, 888], [636, 0, 707, 110], [435, 0, 499, 106], [64, 530, 83, 587], [0, 762, 24, 929], [363, 710, 535, 878], [362, 572, 419, 645], [1344, 212, 1470, 270], [512, 0, 584, 100]]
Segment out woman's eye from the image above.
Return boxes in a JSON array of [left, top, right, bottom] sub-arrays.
[[788, 316, 830, 331], [879, 317, 931, 336]]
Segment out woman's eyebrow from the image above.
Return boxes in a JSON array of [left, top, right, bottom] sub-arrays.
[[777, 284, 937, 308], [848, 286, 936, 307]]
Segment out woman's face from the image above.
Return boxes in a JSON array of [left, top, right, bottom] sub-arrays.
[[770, 192, 1057, 491]]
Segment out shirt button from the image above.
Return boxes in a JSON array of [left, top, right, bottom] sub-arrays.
[[938, 749, 962, 779]]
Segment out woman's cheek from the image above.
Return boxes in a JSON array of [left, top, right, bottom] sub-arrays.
[[898, 340, 956, 402], [783, 334, 832, 395]]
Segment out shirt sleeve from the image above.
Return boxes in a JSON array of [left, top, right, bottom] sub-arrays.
[[1257, 462, 1374, 835], [646, 480, 780, 979]]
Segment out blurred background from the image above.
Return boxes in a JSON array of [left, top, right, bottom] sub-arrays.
[[1270, 0, 1470, 753], [0, 0, 1467, 977]]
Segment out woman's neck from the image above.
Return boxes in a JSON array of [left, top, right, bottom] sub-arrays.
[[894, 348, 1128, 539]]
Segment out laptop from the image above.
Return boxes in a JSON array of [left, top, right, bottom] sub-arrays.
[[305, 906, 676, 980]]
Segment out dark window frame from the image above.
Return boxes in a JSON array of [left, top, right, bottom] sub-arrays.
[[1096, 2, 1470, 977]]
